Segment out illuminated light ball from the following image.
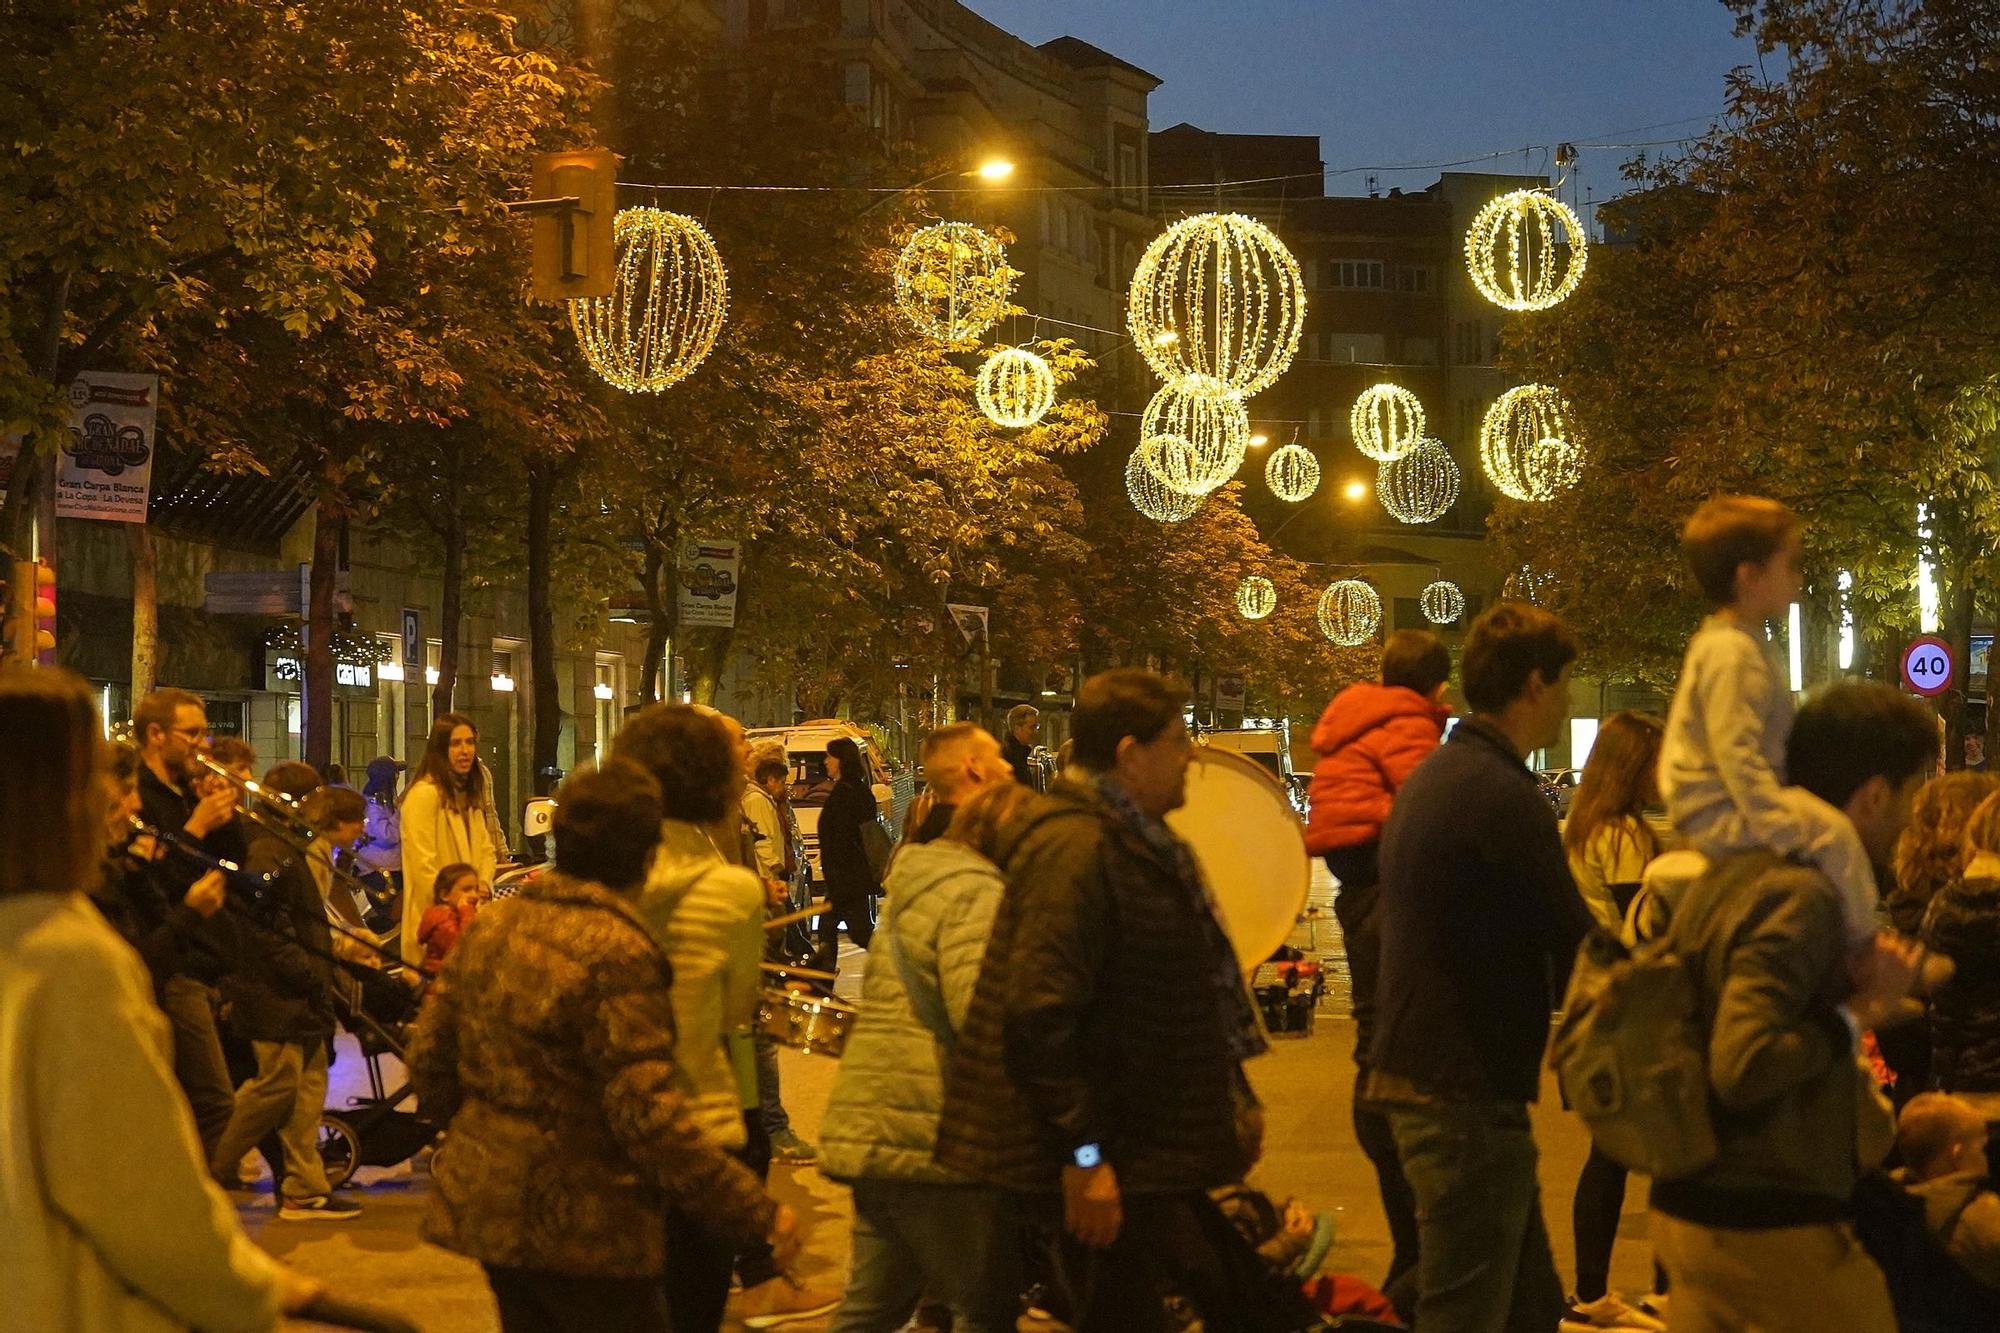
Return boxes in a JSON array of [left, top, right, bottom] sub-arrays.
[[1140, 375, 1250, 494], [570, 207, 729, 394], [1349, 383, 1426, 462], [1265, 442, 1321, 502], [1127, 212, 1307, 398], [1317, 579, 1382, 647], [1126, 441, 1204, 524], [1465, 189, 1589, 312], [1236, 575, 1277, 621], [1377, 438, 1461, 524], [1480, 384, 1580, 502], [1504, 564, 1553, 605], [974, 348, 1057, 427], [1421, 580, 1466, 626], [894, 221, 1016, 343]]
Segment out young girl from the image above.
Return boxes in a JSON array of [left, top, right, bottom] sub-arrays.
[[417, 863, 479, 976]]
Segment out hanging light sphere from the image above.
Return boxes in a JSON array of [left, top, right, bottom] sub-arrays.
[[1126, 439, 1204, 523], [1140, 375, 1250, 494], [1349, 383, 1427, 462], [1421, 580, 1466, 626], [894, 221, 1015, 343], [1126, 212, 1307, 398], [1236, 575, 1277, 621], [1378, 438, 1461, 524], [1265, 442, 1321, 502], [974, 348, 1057, 427], [1465, 190, 1589, 312], [1317, 579, 1382, 647], [1480, 384, 1581, 501], [570, 207, 729, 394]]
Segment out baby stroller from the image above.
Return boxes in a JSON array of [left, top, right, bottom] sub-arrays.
[[317, 957, 442, 1189]]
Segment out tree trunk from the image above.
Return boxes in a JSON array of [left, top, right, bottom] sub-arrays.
[[527, 461, 562, 796], [304, 487, 340, 773], [639, 542, 670, 706], [128, 522, 158, 699], [685, 626, 732, 707], [0, 268, 72, 566], [432, 504, 464, 717], [1943, 571, 1975, 770]]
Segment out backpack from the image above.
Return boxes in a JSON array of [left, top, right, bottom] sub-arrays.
[[1548, 926, 1719, 1181], [859, 815, 894, 882]]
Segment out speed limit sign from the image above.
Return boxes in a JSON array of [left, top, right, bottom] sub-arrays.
[[1902, 636, 1955, 698]]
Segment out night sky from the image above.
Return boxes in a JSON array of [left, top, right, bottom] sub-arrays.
[[963, 0, 1765, 203]]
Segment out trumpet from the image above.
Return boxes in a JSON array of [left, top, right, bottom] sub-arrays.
[[127, 815, 282, 905]]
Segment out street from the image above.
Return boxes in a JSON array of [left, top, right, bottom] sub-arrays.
[[257, 877, 1654, 1331]]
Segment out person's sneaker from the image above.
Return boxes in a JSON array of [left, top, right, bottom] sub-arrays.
[[1636, 1292, 1669, 1322], [768, 1128, 819, 1165], [277, 1194, 362, 1221], [734, 1274, 841, 1328], [1560, 1292, 1667, 1331]]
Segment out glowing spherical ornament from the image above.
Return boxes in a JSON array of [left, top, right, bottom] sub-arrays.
[[1465, 190, 1589, 312], [1140, 376, 1250, 494], [1378, 438, 1461, 524], [1421, 581, 1466, 626], [570, 208, 728, 394], [1349, 384, 1426, 462], [1125, 440, 1204, 523], [1480, 384, 1581, 501], [1236, 575, 1277, 621], [1265, 443, 1321, 502], [1127, 212, 1306, 398], [894, 222, 1015, 343], [1317, 579, 1382, 647], [974, 348, 1057, 427]]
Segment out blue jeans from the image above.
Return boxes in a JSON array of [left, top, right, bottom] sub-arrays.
[[831, 1179, 1021, 1333], [754, 1029, 791, 1137], [1389, 1100, 1563, 1333]]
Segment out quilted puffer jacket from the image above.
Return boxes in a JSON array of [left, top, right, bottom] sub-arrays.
[[406, 871, 773, 1278], [1305, 683, 1450, 855], [819, 839, 1005, 1183], [1924, 866, 2000, 1094]]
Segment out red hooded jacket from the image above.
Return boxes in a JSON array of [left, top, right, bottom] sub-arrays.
[[1304, 682, 1451, 855]]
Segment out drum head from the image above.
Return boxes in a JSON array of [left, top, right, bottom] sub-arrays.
[[1166, 745, 1310, 974]]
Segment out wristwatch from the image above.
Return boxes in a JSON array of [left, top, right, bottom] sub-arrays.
[[1071, 1142, 1103, 1169]]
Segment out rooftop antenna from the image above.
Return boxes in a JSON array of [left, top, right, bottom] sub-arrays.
[[1366, 173, 1379, 198]]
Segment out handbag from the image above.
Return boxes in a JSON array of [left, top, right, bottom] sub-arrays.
[[860, 816, 894, 882]]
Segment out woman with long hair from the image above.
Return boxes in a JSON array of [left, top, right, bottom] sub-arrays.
[[813, 736, 879, 971], [0, 667, 318, 1328], [399, 712, 495, 965], [1561, 711, 1671, 1330], [1563, 712, 1668, 934]]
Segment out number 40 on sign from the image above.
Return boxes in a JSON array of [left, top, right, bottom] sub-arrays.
[[1902, 636, 1955, 698]]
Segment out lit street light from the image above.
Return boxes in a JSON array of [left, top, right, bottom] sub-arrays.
[[1343, 478, 1369, 502]]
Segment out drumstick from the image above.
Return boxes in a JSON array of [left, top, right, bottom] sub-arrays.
[[760, 961, 839, 982], [763, 900, 829, 931]]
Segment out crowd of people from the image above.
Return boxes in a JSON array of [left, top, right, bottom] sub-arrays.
[[14, 493, 2000, 1332]]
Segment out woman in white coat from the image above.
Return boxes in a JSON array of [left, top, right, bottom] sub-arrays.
[[398, 711, 496, 965], [0, 666, 318, 1331]]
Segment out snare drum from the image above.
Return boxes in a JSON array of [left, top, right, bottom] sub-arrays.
[[757, 987, 858, 1058]]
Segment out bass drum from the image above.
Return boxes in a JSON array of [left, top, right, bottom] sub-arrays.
[[1165, 745, 1310, 975]]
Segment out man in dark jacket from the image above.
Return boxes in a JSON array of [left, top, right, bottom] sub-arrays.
[[1651, 682, 1934, 1331], [1366, 602, 1592, 1332], [206, 763, 360, 1219], [936, 670, 1308, 1332], [131, 687, 246, 1161], [1001, 704, 1040, 786]]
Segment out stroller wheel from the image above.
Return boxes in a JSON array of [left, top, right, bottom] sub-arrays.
[[318, 1113, 361, 1189]]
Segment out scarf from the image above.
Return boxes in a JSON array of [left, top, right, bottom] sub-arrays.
[[1093, 774, 1269, 1064]]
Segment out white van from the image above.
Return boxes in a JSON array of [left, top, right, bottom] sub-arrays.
[[743, 720, 902, 888]]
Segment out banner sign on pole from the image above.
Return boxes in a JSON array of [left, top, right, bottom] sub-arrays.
[[676, 538, 740, 629], [56, 371, 157, 521]]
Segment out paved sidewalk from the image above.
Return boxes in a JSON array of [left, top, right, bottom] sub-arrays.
[[251, 1011, 1653, 1330]]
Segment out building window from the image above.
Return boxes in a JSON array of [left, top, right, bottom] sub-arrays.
[[593, 656, 624, 759], [1397, 265, 1433, 294], [1117, 143, 1140, 203], [1327, 259, 1385, 290], [1325, 331, 1386, 363]]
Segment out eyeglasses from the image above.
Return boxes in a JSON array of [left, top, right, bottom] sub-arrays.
[[170, 725, 210, 742]]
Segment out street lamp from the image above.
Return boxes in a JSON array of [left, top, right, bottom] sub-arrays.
[[859, 156, 1016, 218], [1249, 432, 1270, 448], [1343, 478, 1369, 502]]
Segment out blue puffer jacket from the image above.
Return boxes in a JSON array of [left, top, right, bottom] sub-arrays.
[[818, 840, 1005, 1184]]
